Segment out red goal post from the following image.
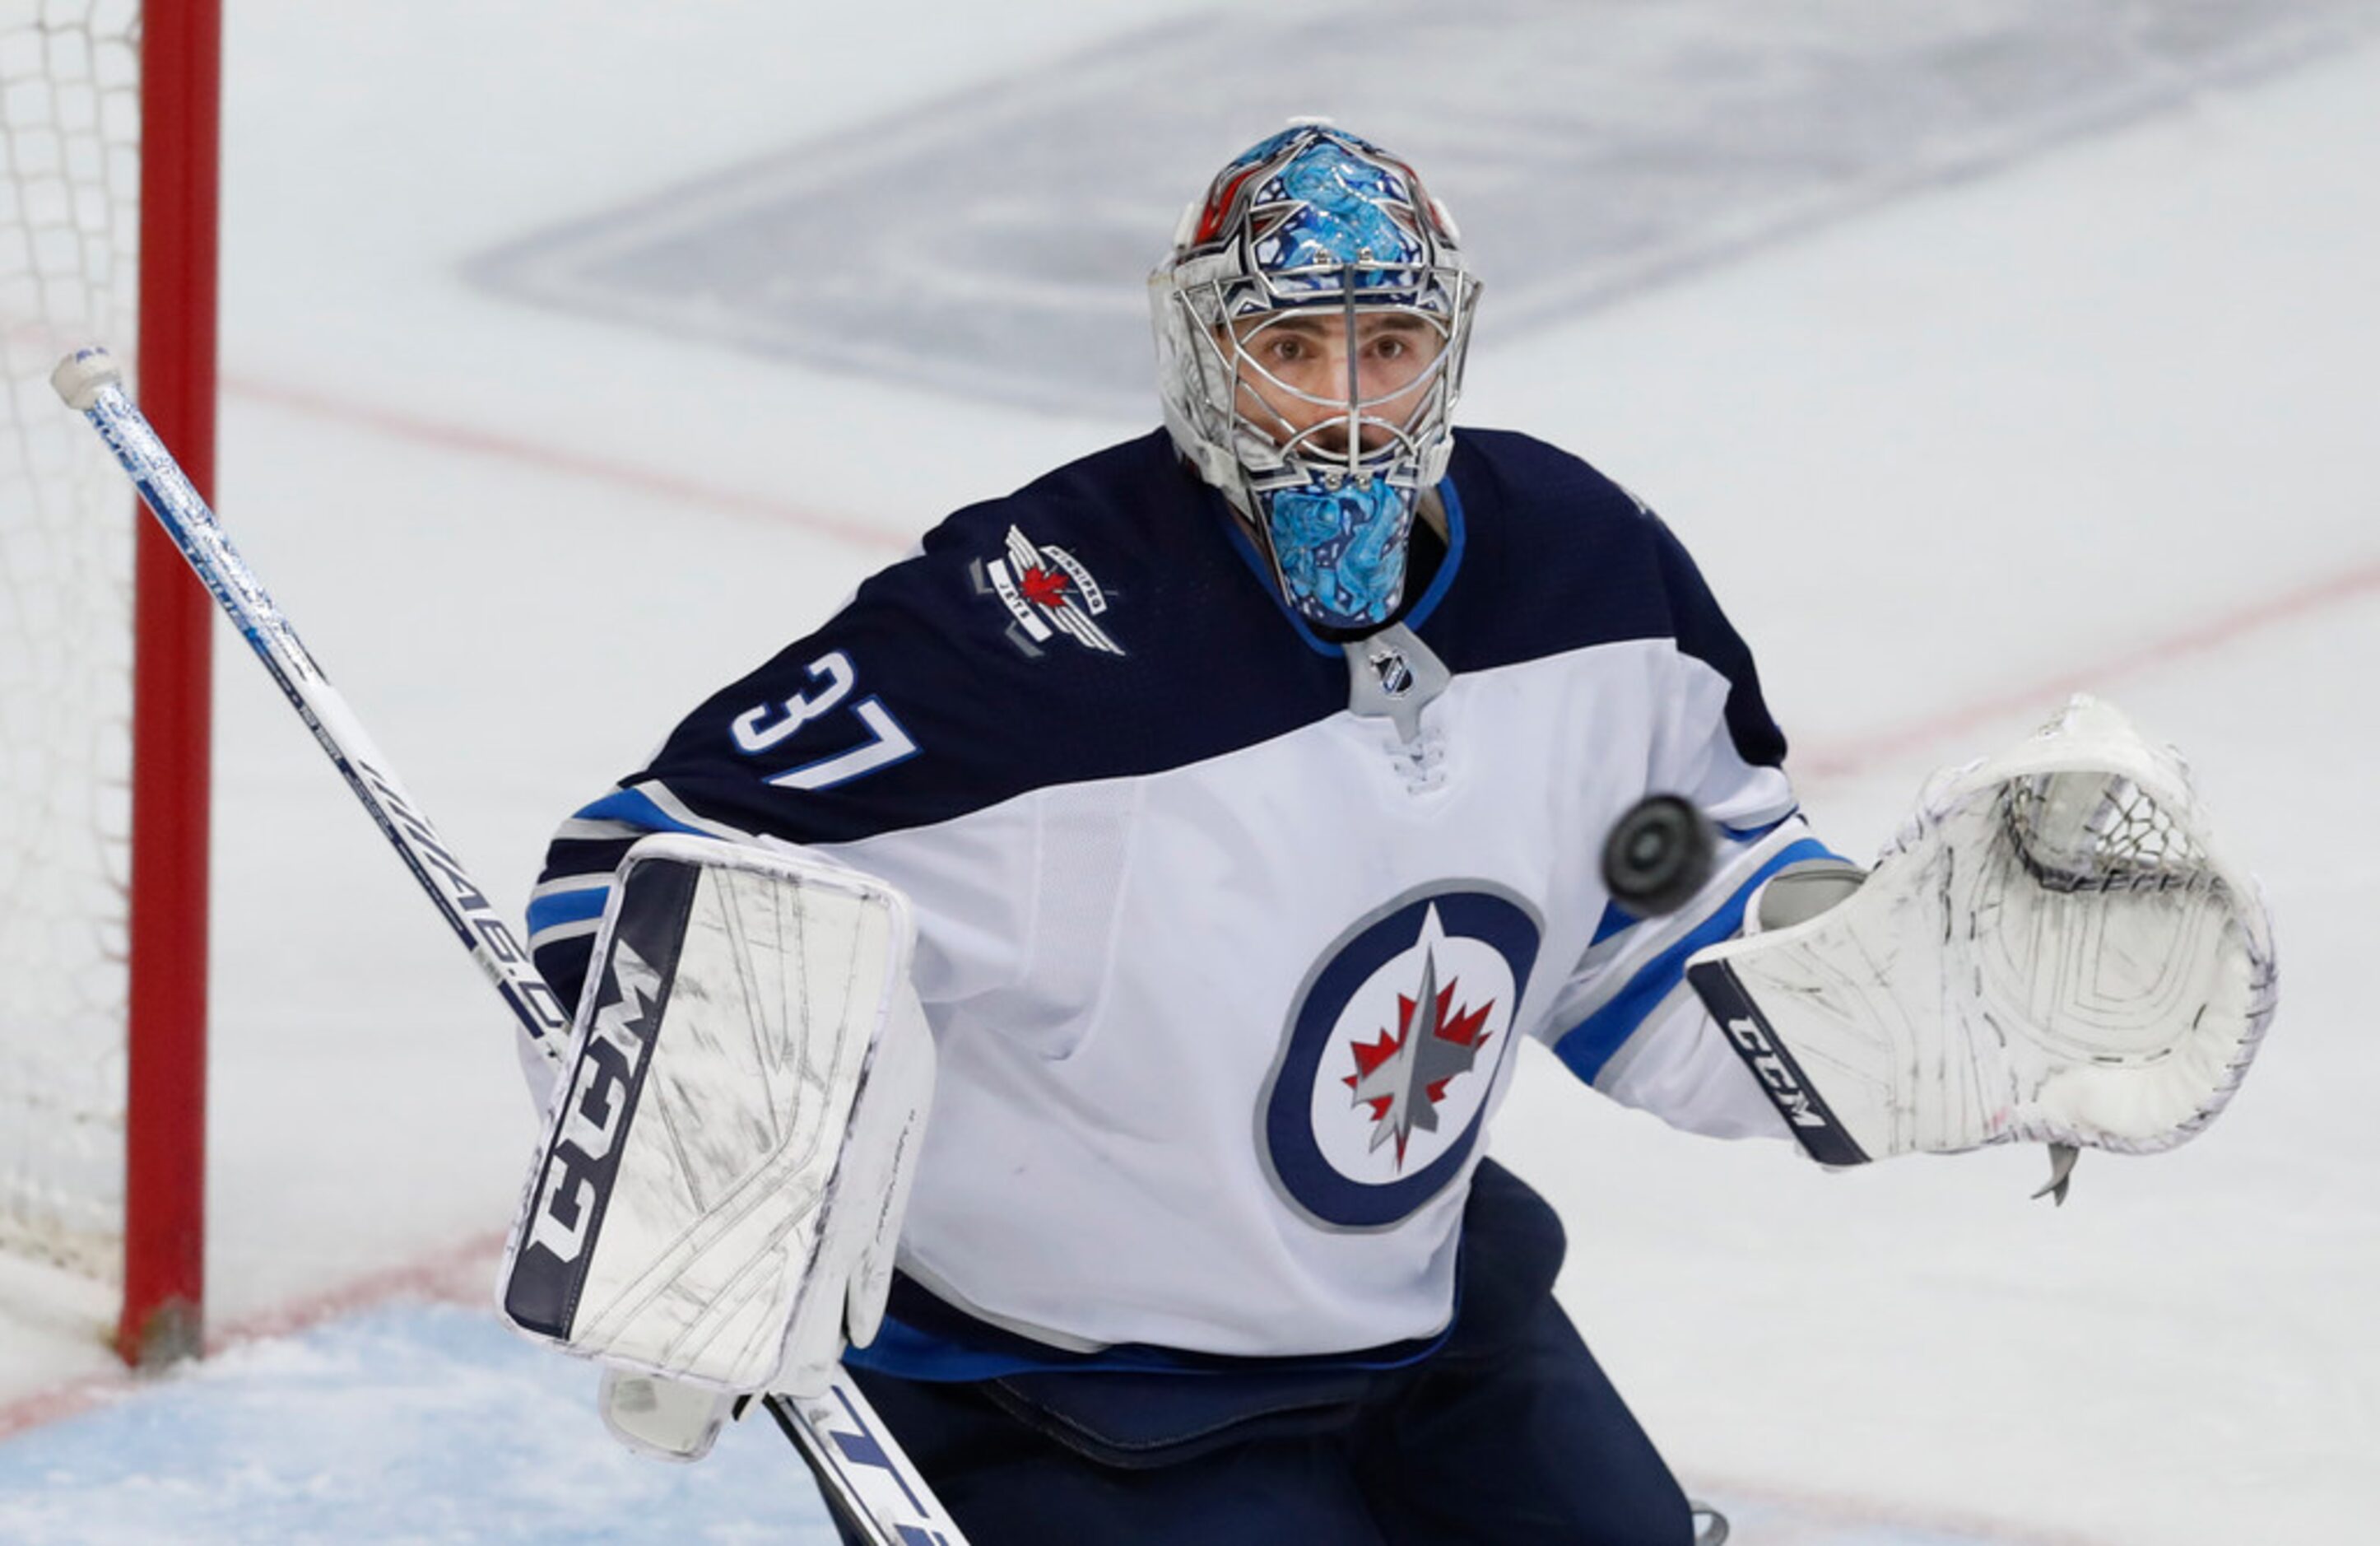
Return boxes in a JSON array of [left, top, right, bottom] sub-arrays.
[[0, 0, 218, 1368], [124, 0, 218, 1368]]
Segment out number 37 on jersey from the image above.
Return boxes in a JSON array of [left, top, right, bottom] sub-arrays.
[[730, 650, 917, 792]]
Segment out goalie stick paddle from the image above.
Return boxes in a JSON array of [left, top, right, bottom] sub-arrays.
[[53, 347, 969, 1546]]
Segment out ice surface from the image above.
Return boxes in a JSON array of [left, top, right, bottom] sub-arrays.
[[0, 2, 2373, 1541], [0, 1294, 2076, 1546], [0, 1304, 839, 1545], [475, 0, 2380, 417]]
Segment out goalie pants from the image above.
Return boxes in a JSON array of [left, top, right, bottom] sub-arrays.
[[839, 1162, 1694, 1545]]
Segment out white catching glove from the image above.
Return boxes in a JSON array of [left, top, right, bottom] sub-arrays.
[[1689, 695, 2276, 1168]]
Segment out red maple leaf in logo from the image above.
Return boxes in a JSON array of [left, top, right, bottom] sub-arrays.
[[1018, 564, 1071, 610], [1342, 975, 1497, 1166]]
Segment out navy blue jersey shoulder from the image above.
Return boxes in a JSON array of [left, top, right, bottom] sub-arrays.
[[631, 431, 1350, 846], [1434, 429, 1786, 771], [624, 427, 1782, 847]]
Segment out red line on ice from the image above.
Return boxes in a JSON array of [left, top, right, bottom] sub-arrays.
[[1794, 556, 2380, 780], [0, 1376, 121, 1442], [221, 372, 911, 557], [204, 1228, 508, 1345], [0, 1231, 504, 1441]]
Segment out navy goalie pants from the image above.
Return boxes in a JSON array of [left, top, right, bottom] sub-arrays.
[[831, 1162, 1694, 1545]]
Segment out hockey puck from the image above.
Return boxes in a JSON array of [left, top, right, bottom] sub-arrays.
[[1600, 794, 1716, 918]]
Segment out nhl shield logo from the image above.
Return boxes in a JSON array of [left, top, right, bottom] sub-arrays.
[[1368, 643, 1415, 698], [1258, 886, 1541, 1230]]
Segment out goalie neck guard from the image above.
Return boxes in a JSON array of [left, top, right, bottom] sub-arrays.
[[1151, 122, 1480, 632]]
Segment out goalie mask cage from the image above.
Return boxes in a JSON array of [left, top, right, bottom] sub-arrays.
[[0, 0, 217, 1367]]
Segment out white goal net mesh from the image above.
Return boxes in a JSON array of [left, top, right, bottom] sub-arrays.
[[0, 0, 141, 1283]]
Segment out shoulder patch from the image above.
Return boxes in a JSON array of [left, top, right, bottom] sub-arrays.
[[969, 524, 1126, 659]]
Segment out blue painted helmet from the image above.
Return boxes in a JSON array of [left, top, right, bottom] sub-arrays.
[[1152, 121, 1479, 632]]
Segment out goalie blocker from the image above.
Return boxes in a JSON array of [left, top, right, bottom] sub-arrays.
[[1688, 696, 2276, 1171], [500, 835, 935, 1403]]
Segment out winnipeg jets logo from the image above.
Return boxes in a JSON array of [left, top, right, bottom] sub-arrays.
[[1258, 887, 1541, 1230], [973, 525, 1124, 659], [1343, 918, 1494, 1165]]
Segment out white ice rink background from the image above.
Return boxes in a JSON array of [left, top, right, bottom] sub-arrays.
[[1, 2, 2375, 1541]]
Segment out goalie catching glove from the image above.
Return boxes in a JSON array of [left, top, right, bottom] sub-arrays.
[[499, 834, 934, 1401], [1689, 695, 2276, 1168]]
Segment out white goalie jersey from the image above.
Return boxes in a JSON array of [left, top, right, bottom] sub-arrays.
[[524, 430, 1831, 1363], [523, 430, 1838, 1363]]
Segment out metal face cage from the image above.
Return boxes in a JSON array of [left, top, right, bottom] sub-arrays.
[[1152, 126, 1480, 627]]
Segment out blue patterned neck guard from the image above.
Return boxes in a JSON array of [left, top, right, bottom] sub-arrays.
[[1259, 476, 1419, 631]]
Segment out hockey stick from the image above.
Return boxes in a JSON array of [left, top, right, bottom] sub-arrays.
[[53, 347, 967, 1546]]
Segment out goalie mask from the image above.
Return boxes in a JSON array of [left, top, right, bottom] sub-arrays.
[[1152, 123, 1479, 632]]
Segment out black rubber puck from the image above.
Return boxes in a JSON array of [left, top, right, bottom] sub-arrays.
[[1601, 794, 1716, 918]]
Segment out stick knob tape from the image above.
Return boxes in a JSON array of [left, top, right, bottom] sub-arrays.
[[51, 347, 123, 411]]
